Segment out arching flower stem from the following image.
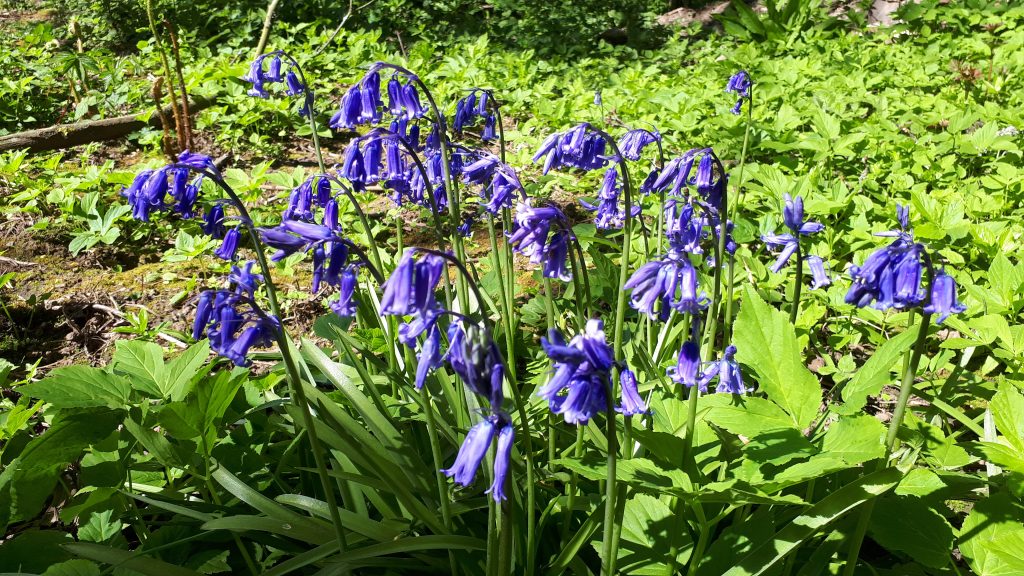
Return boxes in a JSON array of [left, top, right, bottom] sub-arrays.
[[273, 51, 327, 174], [724, 84, 754, 345], [321, 173, 384, 275], [174, 164, 347, 553], [843, 253, 936, 576]]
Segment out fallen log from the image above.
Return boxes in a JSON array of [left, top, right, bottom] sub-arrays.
[[0, 95, 215, 154]]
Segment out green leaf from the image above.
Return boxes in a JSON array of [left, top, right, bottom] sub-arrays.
[[617, 493, 691, 574], [319, 536, 485, 572], [732, 286, 821, 429], [63, 542, 203, 576], [701, 393, 797, 437], [991, 383, 1024, 453], [722, 467, 903, 576], [19, 366, 130, 409], [165, 340, 211, 401], [112, 340, 165, 397], [821, 414, 886, 464], [0, 409, 122, 530], [870, 496, 954, 568], [42, 559, 102, 576], [838, 327, 918, 414], [959, 492, 1024, 576]]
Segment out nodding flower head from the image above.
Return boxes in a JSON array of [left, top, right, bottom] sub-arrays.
[[579, 166, 640, 230], [453, 89, 497, 141], [624, 250, 709, 321], [532, 123, 609, 173], [726, 70, 752, 114], [331, 66, 426, 130], [616, 369, 648, 416], [447, 320, 506, 410], [646, 148, 725, 207], [845, 206, 930, 311], [664, 198, 706, 254], [507, 201, 572, 281], [538, 319, 630, 424], [442, 412, 514, 502], [667, 341, 703, 391], [380, 249, 446, 318], [700, 345, 745, 394], [192, 261, 280, 367], [782, 194, 825, 235], [123, 151, 215, 223], [923, 270, 966, 324], [462, 153, 524, 214], [243, 52, 309, 117], [617, 129, 660, 162], [807, 255, 831, 289], [282, 175, 333, 222]]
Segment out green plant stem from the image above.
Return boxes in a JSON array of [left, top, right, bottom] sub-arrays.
[[202, 173, 347, 552], [790, 241, 804, 325], [723, 88, 753, 346], [600, 392, 619, 576], [144, 0, 183, 151], [420, 383, 458, 576], [561, 425, 585, 544], [842, 311, 931, 576], [499, 500, 513, 576]]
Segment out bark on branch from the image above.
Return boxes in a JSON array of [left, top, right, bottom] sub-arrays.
[[0, 96, 215, 154]]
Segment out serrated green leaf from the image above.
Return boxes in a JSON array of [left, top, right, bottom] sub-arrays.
[[960, 492, 1024, 576], [870, 495, 954, 568], [733, 286, 821, 429], [821, 414, 886, 464], [112, 340, 165, 397], [991, 383, 1024, 453], [19, 366, 130, 409], [839, 327, 918, 414]]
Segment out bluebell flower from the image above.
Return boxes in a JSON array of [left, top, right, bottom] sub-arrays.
[[762, 233, 799, 273], [617, 129, 660, 161], [192, 260, 280, 367], [202, 203, 226, 238], [700, 345, 745, 394], [442, 413, 513, 501], [647, 148, 724, 206], [664, 199, 705, 253], [447, 319, 505, 410], [331, 85, 363, 130], [616, 369, 647, 415], [453, 89, 497, 141], [807, 255, 831, 289], [380, 249, 446, 317], [215, 228, 241, 261], [624, 250, 708, 320], [667, 341, 703, 392], [782, 194, 825, 235], [242, 52, 310, 118], [463, 154, 524, 215], [413, 323, 444, 390], [285, 71, 305, 96], [486, 423, 514, 502], [845, 206, 927, 311], [532, 123, 608, 173], [457, 217, 475, 237], [538, 319, 628, 424], [923, 270, 966, 324], [580, 166, 640, 229], [508, 202, 572, 281], [726, 70, 752, 114]]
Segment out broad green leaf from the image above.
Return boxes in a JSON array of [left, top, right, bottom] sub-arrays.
[[722, 467, 903, 576], [63, 542, 203, 576], [821, 414, 886, 464], [201, 515, 332, 545], [0, 409, 122, 530], [733, 286, 821, 429], [991, 383, 1024, 453], [165, 340, 211, 401], [870, 496, 954, 568], [112, 340, 165, 397], [959, 492, 1024, 576], [42, 559, 102, 576], [19, 366, 130, 409], [317, 536, 485, 573], [701, 393, 797, 437], [838, 327, 918, 414], [895, 469, 947, 498], [973, 442, 1024, 476], [617, 494, 691, 575]]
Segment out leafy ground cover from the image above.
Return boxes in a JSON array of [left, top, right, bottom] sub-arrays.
[[1, 0, 1023, 574]]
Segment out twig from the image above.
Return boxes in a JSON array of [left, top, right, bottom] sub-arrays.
[[254, 0, 282, 59], [311, 0, 374, 59], [164, 20, 193, 151], [90, 304, 188, 349], [0, 256, 38, 268]]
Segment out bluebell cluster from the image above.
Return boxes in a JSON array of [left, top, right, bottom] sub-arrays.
[[452, 89, 497, 141], [379, 249, 514, 500], [121, 150, 215, 222], [330, 69, 426, 131], [579, 166, 641, 230], [192, 262, 280, 367], [538, 319, 643, 424], [462, 153, 525, 215], [242, 51, 310, 117], [533, 123, 609, 174], [845, 205, 964, 324], [507, 202, 572, 282]]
